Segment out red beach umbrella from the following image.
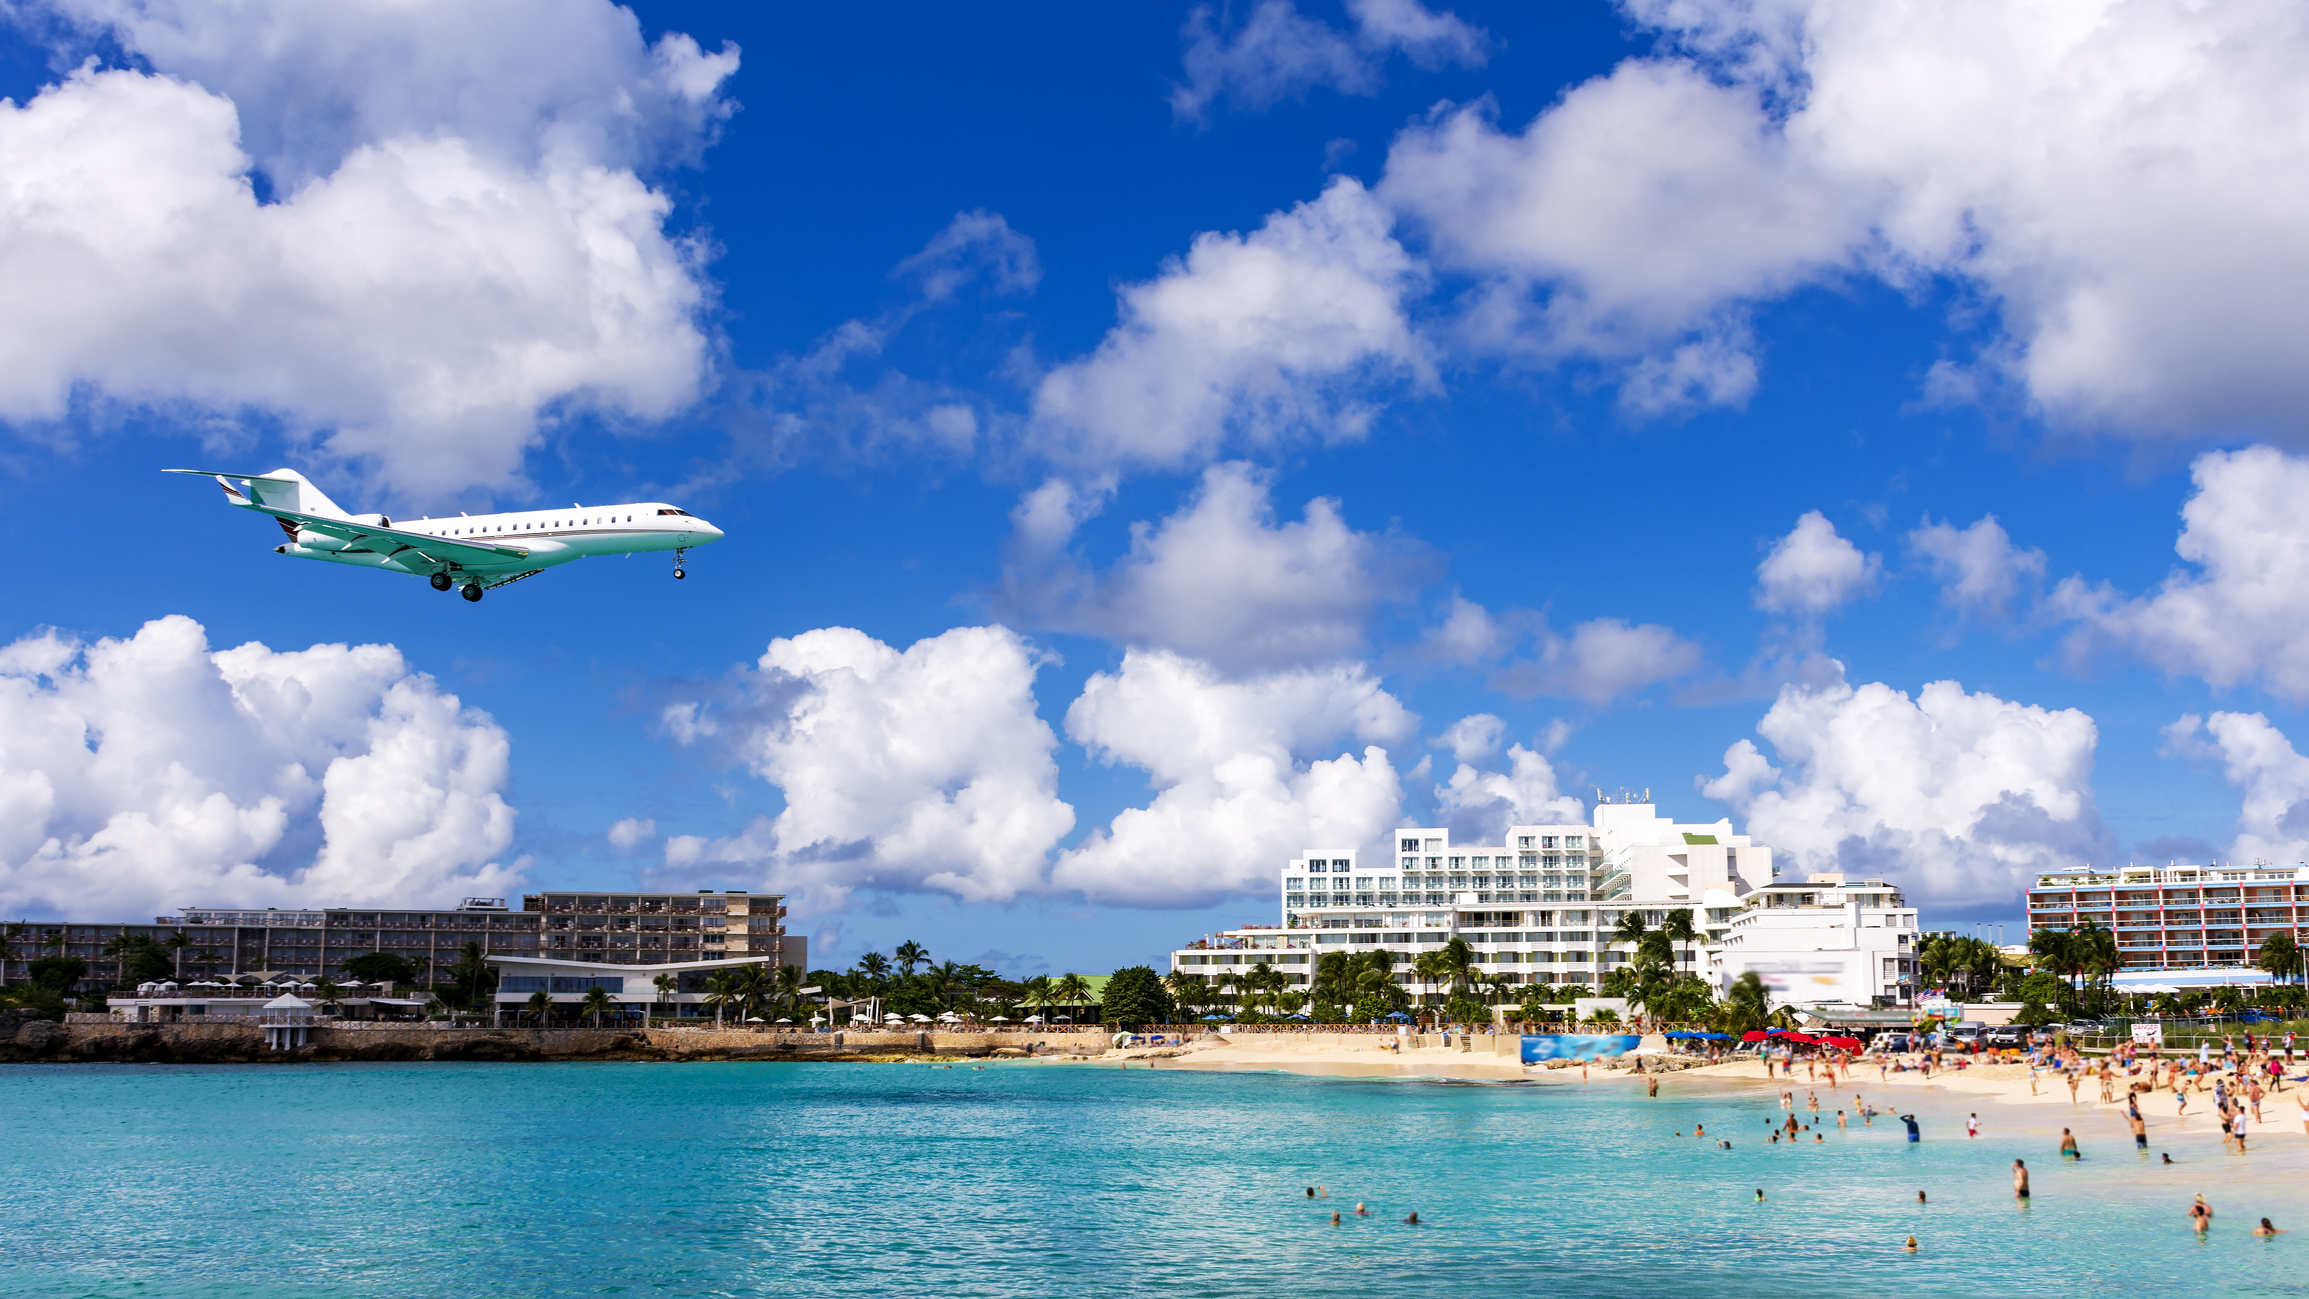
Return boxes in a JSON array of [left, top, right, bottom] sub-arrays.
[[1741, 1030, 1771, 1042]]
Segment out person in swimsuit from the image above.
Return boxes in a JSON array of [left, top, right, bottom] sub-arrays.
[[1904, 1235, 1918, 1252], [2130, 1112, 2148, 1150], [2190, 1196, 2212, 1232], [2012, 1160, 2030, 1199], [2059, 1129, 2080, 1160], [2254, 1218, 2283, 1237], [1901, 1114, 1920, 1143], [1967, 1113, 1979, 1138]]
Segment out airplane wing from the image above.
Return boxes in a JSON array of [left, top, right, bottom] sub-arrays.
[[260, 505, 533, 565]]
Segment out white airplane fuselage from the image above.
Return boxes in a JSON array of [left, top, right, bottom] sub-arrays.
[[279, 503, 720, 574], [166, 467, 725, 600]]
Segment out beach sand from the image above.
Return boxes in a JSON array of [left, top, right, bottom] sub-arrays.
[[1108, 1036, 2309, 1159]]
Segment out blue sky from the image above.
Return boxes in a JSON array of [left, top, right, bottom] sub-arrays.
[[3, 0, 2305, 976]]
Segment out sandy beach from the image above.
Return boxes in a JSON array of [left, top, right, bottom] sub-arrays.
[[1107, 1034, 2309, 1170]]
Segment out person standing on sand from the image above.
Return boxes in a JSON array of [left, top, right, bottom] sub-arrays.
[[2068, 1072, 2081, 1105], [2013, 1160, 2031, 1199]]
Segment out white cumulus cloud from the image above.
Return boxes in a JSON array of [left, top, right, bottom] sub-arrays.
[[995, 461, 1428, 674], [1700, 666, 2108, 908], [1030, 178, 1432, 471], [1756, 511, 1879, 616], [1908, 514, 2047, 621], [2165, 711, 2309, 866], [1433, 744, 1585, 844], [658, 626, 1075, 907], [2054, 445, 2309, 701], [1170, 0, 1488, 123], [1376, 0, 2309, 433], [0, 614, 519, 921], [1492, 615, 1705, 706], [0, 0, 736, 498], [606, 817, 656, 851], [1051, 649, 1413, 906]]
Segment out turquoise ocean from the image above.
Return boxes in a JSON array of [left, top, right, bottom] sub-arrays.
[[3, 1061, 2303, 1297]]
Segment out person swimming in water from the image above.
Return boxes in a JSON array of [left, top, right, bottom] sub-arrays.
[[1354, 1203, 1369, 1216], [1330, 1211, 1341, 1225], [1904, 1235, 1918, 1252], [2012, 1159, 2031, 1200], [1917, 1191, 1927, 1203], [2255, 1217, 2283, 1237], [1403, 1212, 1420, 1225], [1756, 1188, 1766, 1201], [2162, 1152, 2175, 1164], [2190, 1196, 2212, 1233]]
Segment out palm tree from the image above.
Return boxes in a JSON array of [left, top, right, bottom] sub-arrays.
[[581, 984, 616, 1027], [528, 988, 554, 1025], [449, 941, 494, 1009], [856, 951, 892, 990], [195, 947, 223, 978], [1052, 972, 1092, 1023], [734, 962, 772, 1022], [1163, 970, 1204, 1019], [653, 972, 679, 1019], [893, 941, 929, 977], [704, 968, 739, 1027], [1719, 970, 1770, 1036], [1412, 949, 1449, 1012], [161, 929, 192, 979], [1437, 937, 1476, 1000], [1020, 975, 1056, 1023], [2258, 932, 2302, 986], [776, 963, 805, 1018]]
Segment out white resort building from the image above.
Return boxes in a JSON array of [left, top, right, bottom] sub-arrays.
[[1711, 875, 1920, 1007], [1170, 798, 1830, 1006]]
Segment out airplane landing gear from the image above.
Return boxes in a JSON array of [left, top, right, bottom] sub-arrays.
[[431, 572, 453, 591], [672, 546, 689, 580], [461, 583, 484, 602]]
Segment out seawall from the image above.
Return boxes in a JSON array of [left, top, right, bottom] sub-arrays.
[[0, 1018, 1117, 1065]]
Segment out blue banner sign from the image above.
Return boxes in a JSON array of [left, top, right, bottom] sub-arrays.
[[1521, 1034, 1640, 1064]]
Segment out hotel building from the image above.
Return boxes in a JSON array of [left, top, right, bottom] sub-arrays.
[[6, 889, 796, 992], [1170, 800, 1778, 1002], [2026, 862, 2309, 974], [1711, 875, 1920, 1006]]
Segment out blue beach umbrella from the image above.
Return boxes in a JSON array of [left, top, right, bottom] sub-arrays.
[[1383, 1012, 1411, 1021]]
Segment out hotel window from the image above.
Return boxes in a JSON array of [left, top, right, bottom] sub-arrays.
[[1449, 875, 1469, 889], [1427, 857, 1443, 869], [1402, 857, 1417, 869], [1354, 877, 1373, 889], [1519, 836, 1535, 849], [1401, 838, 1420, 852], [1425, 838, 1443, 852], [1542, 836, 1558, 849], [1378, 877, 1397, 890], [1285, 879, 1304, 892], [1449, 857, 1465, 869]]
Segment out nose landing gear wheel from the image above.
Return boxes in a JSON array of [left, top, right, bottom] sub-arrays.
[[430, 572, 453, 591], [461, 583, 484, 602], [672, 545, 689, 580], [673, 568, 686, 580]]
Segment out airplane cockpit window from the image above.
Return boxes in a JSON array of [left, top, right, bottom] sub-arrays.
[[657, 508, 690, 516]]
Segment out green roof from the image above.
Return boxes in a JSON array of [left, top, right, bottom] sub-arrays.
[[1682, 833, 1719, 845]]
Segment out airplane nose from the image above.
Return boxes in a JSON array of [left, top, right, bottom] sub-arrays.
[[697, 520, 724, 542]]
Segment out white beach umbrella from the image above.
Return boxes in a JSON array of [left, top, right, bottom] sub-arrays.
[[909, 1014, 932, 1022], [775, 1018, 793, 1024], [1023, 1015, 1044, 1023], [989, 1016, 1011, 1023]]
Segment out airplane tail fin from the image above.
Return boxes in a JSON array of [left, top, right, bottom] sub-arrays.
[[164, 467, 352, 519]]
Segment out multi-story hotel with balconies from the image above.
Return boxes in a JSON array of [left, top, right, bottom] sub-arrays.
[[6, 889, 796, 992], [2026, 862, 2307, 975], [1169, 798, 1779, 1002]]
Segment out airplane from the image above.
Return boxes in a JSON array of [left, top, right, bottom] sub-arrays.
[[165, 467, 724, 602]]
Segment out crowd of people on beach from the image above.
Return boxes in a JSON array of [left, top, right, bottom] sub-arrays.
[[1706, 1027, 2309, 1246]]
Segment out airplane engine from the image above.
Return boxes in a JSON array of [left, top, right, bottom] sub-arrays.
[[294, 530, 356, 551], [351, 512, 393, 528]]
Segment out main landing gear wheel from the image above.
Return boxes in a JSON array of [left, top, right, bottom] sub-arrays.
[[430, 572, 453, 591], [461, 583, 484, 602]]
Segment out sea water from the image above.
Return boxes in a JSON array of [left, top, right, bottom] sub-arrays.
[[1, 1061, 2302, 1297]]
